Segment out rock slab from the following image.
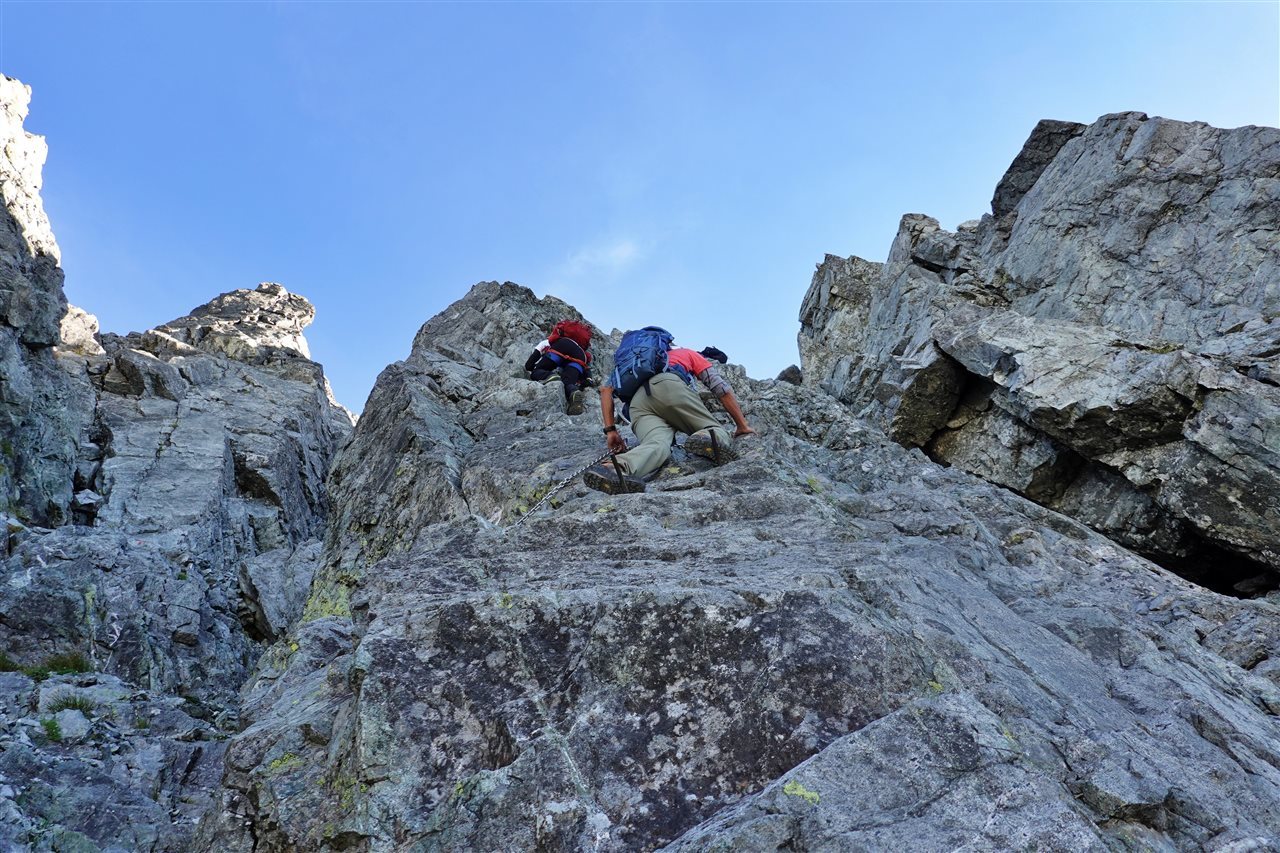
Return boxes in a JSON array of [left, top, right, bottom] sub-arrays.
[[202, 283, 1280, 852]]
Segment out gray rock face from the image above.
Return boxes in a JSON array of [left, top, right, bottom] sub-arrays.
[[796, 253, 881, 406], [0, 76, 63, 343], [204, 282, 1280, 852], [799, 112, 1280, 589]]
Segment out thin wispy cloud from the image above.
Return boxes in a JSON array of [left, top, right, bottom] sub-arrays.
[[561, 238, 642, 278], [540, 236, 651, 336]]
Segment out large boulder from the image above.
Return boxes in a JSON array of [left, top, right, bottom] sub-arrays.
[[799, 112, 1280, 589]]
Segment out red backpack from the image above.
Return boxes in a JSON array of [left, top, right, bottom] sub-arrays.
[[548, 320, 593, 350]]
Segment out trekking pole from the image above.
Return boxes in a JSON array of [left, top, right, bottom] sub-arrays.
[[503, 448, 616, 533]]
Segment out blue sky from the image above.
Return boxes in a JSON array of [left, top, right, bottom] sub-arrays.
[[3, 1, 1277, 411]]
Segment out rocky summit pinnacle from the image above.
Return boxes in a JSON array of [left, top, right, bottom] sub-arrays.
[[159, 281, 319, 362], [3, 74, 1280, 852]]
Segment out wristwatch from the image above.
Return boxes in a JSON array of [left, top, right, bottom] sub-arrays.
[[603, 425, 617, 434]]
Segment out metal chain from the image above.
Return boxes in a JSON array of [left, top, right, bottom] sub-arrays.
[[503, 448, 617, 533]]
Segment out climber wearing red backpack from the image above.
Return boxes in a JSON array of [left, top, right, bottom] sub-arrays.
[[524, 320, 594, 415]]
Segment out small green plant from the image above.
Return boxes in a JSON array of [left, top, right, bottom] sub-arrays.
[[0, 654, 60, 684], [177, 571, 188, 581], [40, 718, 62, 742], [44, 691, 96, 715], [133, 716, 150, 730], [44, 652, 92, 675]]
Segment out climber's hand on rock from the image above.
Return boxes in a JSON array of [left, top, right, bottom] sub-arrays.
[[607, 431, 627, 454]]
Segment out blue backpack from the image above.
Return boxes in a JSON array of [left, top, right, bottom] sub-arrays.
[[608, 326, 675, 402]]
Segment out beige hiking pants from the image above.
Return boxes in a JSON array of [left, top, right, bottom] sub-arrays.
[[615, 373, 731, 478]]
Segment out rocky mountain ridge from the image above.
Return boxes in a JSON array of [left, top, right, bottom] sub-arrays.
[[2, 73, 1279, 852]]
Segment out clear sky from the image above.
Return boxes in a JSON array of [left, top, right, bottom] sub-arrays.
[[2, 1, 1277, 411]]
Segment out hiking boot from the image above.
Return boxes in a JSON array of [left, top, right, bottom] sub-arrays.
[[541, 374, 562, 385], [566, 389, 585, 416], [684, 430, 737, 466], [583, 464, 646, 494]]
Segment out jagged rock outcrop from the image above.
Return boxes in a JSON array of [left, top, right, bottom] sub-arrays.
[[0, 76, 96, 528], [203, 282, 1280, 852], [989, 118, 1086, 218], [0, 73, 354, 852], [4, 280, 354, 693], [774, 364, 803, 385], [799, 112, 1280, 592], [58, 304, 104, 357]]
